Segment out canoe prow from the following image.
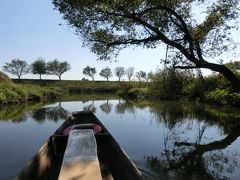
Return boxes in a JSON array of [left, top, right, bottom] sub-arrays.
[[16, 111, 144, 180]]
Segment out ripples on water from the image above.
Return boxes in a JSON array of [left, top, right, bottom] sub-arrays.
[[0, 95, 240, 180]]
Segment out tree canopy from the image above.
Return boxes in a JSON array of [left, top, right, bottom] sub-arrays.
[[114, 66, 125, 81], [83, 66, 96, 81], [53, 0, 240, 91], [31, 58, 47, 80], [3, 59, 30, 79], [47, 59, 71, 80], [126, 67, 135, 81], [99, 67, 112, 81]]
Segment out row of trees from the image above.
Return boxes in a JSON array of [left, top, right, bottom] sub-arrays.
[[3, 58, 70, 80], [83, 66, 153, 82], [2, 59, 152, 81]]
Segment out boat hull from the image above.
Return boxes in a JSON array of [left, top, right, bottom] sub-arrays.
[[16, 111, 144, 180]]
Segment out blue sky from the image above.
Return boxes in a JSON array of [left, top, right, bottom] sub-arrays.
[[0, 0, 239, 80]]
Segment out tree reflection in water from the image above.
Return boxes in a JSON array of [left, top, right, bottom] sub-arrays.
[[100, 99, 112, 114], [98, 99, 240, 179], [0, 102, 45, 123], [115, 99, 127, 114], [142, 101, 240, 180], [2, 98, 240, 179], [32, 102, 69, 123], [83, 100, 96, 113]]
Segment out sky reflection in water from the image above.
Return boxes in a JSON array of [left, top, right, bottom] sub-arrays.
[[0, 98, 240, 180]]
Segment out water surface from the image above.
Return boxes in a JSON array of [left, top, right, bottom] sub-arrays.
[[0, 95, 240, 180]]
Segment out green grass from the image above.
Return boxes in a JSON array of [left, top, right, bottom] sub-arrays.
[[13, 79, 141, 93], [1, 79, 143, 105], [0, 82, 67, 105]]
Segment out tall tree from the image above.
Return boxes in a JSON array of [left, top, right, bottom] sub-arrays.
[[114, 67, 125, 81], [53, 0, 240, 91], [99, 67, 112, 81], [126, 67, 135, 81], [147, 71, 154, 82], [136, 71, 142, 82], [31, 58, 47, 80], [136, 71, 146, 82], [3, 59, 30, 79], [47, 59, 71, 80], [83, 66, 96, 81]]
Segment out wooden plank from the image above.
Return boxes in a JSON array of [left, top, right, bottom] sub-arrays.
[[58, 129, 102, 180]]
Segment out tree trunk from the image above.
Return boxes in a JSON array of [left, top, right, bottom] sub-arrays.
[[40, 74, 42, 80], [107, 77, 109, 82], [59, 76, 61, 80], [201, 62, 240, 91]]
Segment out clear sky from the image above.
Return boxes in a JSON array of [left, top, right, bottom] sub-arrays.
[[0, 0, 239, 80]]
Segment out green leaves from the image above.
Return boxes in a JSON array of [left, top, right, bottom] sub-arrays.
[[99, 67, 113, 81], [47, 59, 71, 80], [31, 58, 47, 79], [3, 59, 30, 79], [83, 66, 97, 81]]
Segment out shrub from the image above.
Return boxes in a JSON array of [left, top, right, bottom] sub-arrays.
[[205, 88, 240, 106], [149, 69, 184, 100], [0, 83, 27, 104], [183, 78, 206, 100], [205, 89, 234, 105], [0, 71, 10, 82], [206, 89, 228, 104], [127, 88, 149, 98], [228, 92, 240, 106]]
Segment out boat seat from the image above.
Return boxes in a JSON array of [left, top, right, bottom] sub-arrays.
[[58, 129, 102, 180]]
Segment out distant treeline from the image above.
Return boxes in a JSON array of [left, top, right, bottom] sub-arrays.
[[2, 59, 153, 82]]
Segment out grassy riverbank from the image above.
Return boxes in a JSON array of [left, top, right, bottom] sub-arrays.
[[2, 74, 240, 107], [0, 79, 137, 105], [12, 79, 133, 93], [0, 82, 66, 105]]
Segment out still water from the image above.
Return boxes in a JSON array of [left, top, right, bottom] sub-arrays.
[[0, 94, 240, 180]]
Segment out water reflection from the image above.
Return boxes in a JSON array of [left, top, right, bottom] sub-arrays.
[[115, 99, 127, 114], [83, 101, 96, 113], [0, 102, 69, 123], [145, 123, 240, 179], [1, 98, 240, 180], [32, 102, 69, 123], [0, 103, 44, 123], [99, 100, 113, 114]]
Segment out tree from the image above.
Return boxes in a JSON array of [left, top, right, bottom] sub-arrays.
[[31, 58, 47, 80], [149, 69, 184, 99], [83, 66, 96, 81], [126, 67, 134, 81], [136, 71, 146, 82], [147, 71, 154, 82], [3, 59, 30, 79], [47, 59, 71, 80], [225, 61, 240, 72], [136, 72, 142, 82], [53, 0, 240, 91], [114, 67, 125, 81], [99, 67, 112, 81]]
